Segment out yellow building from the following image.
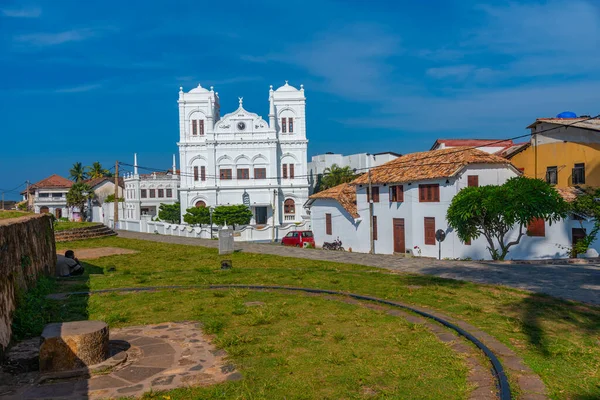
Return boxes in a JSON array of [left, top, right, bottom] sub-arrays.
[[502, 116, 600, 188]]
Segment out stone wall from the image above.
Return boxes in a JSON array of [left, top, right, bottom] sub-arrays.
[[0, 214, 56, 357]]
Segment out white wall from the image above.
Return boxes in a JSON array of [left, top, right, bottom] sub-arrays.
[[309, 198, 369, 253]]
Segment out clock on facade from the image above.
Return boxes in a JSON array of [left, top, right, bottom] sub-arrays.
[[237, 122, 246, 131]]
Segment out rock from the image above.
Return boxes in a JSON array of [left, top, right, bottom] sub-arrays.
[[39, 321, 109, 373], [4, 338, 40, 373]]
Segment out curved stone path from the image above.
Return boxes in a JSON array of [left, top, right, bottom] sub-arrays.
[[1, 322, 241, 400]]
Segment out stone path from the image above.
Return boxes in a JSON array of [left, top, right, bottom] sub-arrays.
[[1, 322, 241, 400], [117, 230, 600, 305]]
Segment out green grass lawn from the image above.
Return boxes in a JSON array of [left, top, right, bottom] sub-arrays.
[[54, 221, 100, 231], [0, 210, 32, 219], [47, 237, 600, 399]]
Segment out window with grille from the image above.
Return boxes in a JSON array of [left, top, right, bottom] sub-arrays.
[[199, 120, 204, 135], [419, 184, 440, 202], [149, 189, 156, 198], [281, 117, 287, 133], [193, 166, 199, 181], [220, 169, 232, 180], [282, 164, 288, 179], [201, 166, 206, 181], [390, 185, 403, 202], [192, 120, 197, 135], [546, 166, 558, 185], [237, 168, 249, 180], [158, 189, 164, 198], [572, 163, 585, 185], [141, 189, 147, 198], [424, 217, 436, 245], [289, 118, 294, 133], [166, 189, 172, 198], [254, 168, 266, 179], [325, 213, 332, 235], [290, 164, 295, 179]]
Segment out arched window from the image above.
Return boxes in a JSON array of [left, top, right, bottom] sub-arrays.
[[284, 199, 295, 214], [40, 206, 49, 214], [195, 201, 206, 208]]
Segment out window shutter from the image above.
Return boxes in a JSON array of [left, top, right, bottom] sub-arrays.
[[194, 166, 199, 181], [372, 186, 379, 202], [290, 164, 295, 179], [373, 216, 378, 240], [201, 166, 206, 181], [467, 175, 479, 187], [289, 118, 294, 133], [325, 213, 332, 235], [424, 217, 435, 245], [199, 120, 204, 135], [283, 164, 288, 179], [192, 120, 197, 135], [399, 185, 404, 202], [419, 186, 425, 201], [166, 189, 172, 198], [527, 218, 546, 237], [433, 185, 440, 202], [281, 118, 287, 133]]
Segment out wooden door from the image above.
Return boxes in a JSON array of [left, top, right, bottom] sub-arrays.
[[393, 218, 405, 253]]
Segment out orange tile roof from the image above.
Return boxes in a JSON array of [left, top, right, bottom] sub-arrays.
[[308, 183, 359, 218], [352, 147, 515, 185], [431, 138, 514, 150], [495, 142, 530, 159], [555, 187, 585, 203], [32, 174, 73, 189]]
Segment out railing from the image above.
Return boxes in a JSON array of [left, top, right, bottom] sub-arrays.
[[36, 196, 66, 202], [284, 214, 296, 221]]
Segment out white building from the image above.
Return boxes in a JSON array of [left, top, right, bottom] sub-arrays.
[[430, 139, 515, 154], [123, 154, 180, 219], [22, 174, 74, 219], [307, 151, 400, 193], [177, 82, 309, 226]]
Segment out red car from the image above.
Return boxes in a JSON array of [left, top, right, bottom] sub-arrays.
[[281, 231, 315, 247]]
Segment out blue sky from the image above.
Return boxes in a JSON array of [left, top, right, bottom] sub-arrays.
[[1, 0, 599, 199]]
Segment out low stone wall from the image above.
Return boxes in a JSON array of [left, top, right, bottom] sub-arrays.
[[0, 214, 56, 357]]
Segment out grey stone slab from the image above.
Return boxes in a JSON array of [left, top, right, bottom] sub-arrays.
[[138, 355, 175, 368], [88, 375, 129, 390], [128, 336, 164, 346], [116, 384, 144, 394], [113, 366, 166, 383], [140, 342, 176, 355], [151, 375, 176, 386]]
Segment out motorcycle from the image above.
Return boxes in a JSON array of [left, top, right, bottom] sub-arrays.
[[323, 237, 344, 251]]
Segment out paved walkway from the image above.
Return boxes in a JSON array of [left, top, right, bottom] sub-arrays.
[[117, 230, 600, 305]]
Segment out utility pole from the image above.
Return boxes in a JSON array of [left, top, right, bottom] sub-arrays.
[[26, 180, 30, 211], [368, 168, 374, 254], [271, 189, 276, 243], [114, 161, 119, 229]]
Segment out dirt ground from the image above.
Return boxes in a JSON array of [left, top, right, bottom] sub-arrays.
[[56, 247, 138, 260]]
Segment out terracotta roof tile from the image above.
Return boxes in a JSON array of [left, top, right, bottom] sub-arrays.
[[31, 174, 73, 190], [555, 187, 585, 203], [309, 183, 358, 218], [352, 147, 514, 185], [495, 142, 531, 159], [431, 139, 513, 150]]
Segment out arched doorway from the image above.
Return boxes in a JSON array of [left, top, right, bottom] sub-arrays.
[[195, 201, 206, 208], [284, 199, 295, 221], [40, 206, 49, 214], [55, 208, 62, 219]]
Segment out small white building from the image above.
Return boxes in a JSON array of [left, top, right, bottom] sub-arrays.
[[177, 82, 309, 227], [123, 154, 180, 219], [86, 177, 124, 222], [307, 151, 401, 193], [22, 174, 73, 219]]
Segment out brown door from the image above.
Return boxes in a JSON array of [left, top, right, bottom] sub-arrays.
[[55, 208, 62, 219], [572, 228, 586, 257], [393, 218, 405, 253]]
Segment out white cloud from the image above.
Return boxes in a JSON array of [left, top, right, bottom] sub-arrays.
[[54, 83, 103, 93], [14, 27, 114, 46], [1, 7, 41, 18]]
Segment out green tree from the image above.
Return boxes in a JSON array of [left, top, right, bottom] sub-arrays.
[[569, 187, 600, 256], [88, 162, 112, 179], [104, 194, 124, 203], [212, 204, 253, 229], [158, 202, 181, 224], [66, 183, 95, 221], [183, 205, 211, 226], [69, 162, 88, 182], [447, 177, 567, 260], [320, 164, 359, 191]]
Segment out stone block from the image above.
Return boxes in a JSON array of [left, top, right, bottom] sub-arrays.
[[39, 321, 109, 373]]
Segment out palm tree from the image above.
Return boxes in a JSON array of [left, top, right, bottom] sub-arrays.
[[320, 164, 359, 191], [88, 161, 112, 179], [69, 162, 88, 182]]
